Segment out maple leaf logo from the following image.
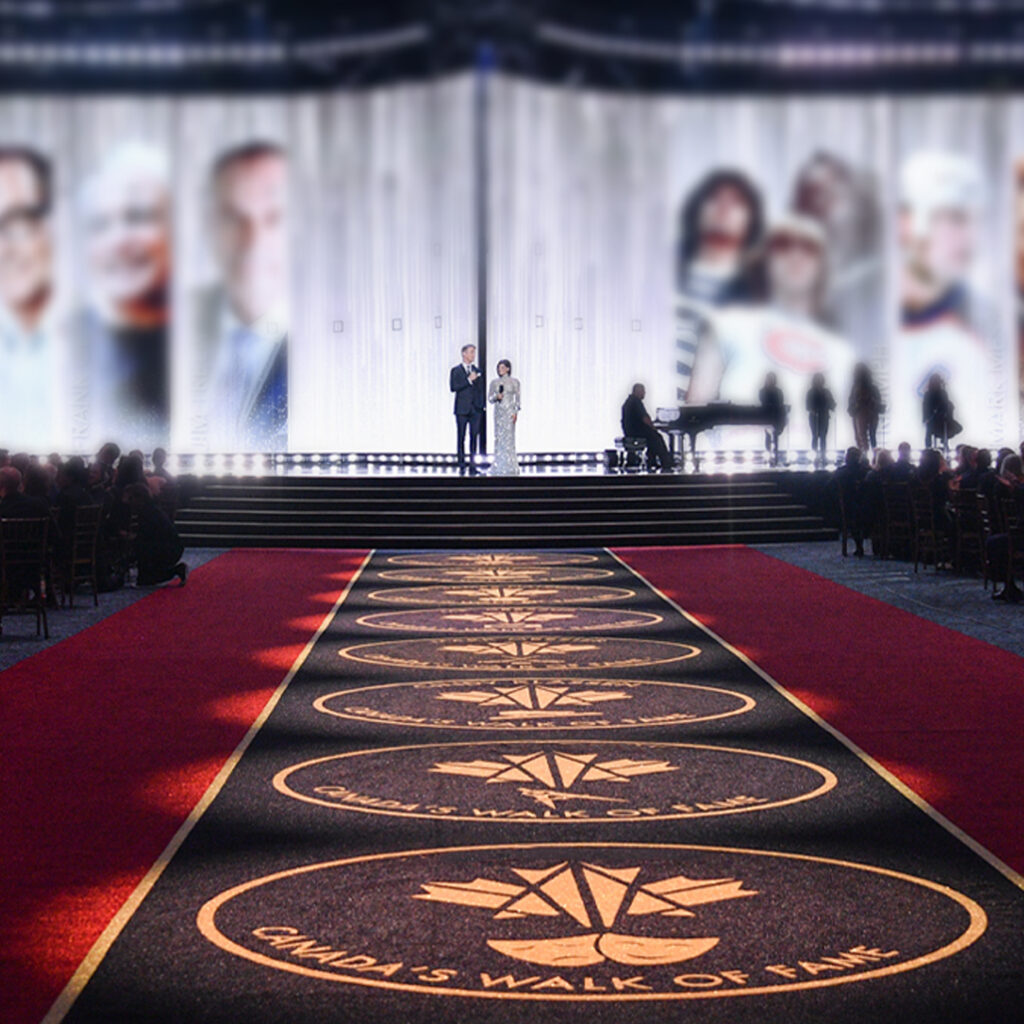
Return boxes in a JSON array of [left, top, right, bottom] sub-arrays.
[[444, 587, 565, 604], [414, 861, 757, 967], [435, 683, 630, 720], [430, 751, 678, 808], [437, 609, 579, 630], [442, 639, 598, 658]]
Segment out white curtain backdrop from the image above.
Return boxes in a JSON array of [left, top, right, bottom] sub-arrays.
[[0, 78, 1022, 454], [289, 75, 476, 453]]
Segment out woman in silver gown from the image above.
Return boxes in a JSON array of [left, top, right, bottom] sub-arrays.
[[488, 359, 521, 476]]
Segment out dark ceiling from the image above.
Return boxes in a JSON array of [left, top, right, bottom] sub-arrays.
[[2, 0, 1024, 92]]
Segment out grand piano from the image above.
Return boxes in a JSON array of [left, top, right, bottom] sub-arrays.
[[654, 402, 787, 464]]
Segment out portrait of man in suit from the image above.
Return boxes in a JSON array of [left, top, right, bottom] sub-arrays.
[[450, 342, 485, 475], [193, 140, 288, 452]]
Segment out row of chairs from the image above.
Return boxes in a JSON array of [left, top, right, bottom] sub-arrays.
[[0, 504, 103, 639], [843, 481, 1024, 590]]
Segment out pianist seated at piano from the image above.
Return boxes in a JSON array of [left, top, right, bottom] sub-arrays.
[[685, 212, 857, 451], [621, 383, 674, 473]]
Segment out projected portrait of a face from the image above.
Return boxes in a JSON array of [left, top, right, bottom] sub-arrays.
[[0, 146, 55, 446], [791, 149, 882, 354], [894, 149, 994, 446], [677, 169, 765, 308], [688, 213, 857, 444], [899, 151, 983, 332], [674, 169, 765, 401], [78, 141, 171, 448], [194, 140, 289, 453]]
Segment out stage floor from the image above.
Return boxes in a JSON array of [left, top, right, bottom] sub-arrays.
[[163, 450, 843, 479]]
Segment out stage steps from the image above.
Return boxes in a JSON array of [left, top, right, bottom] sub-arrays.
[[176, 472, 836, 548]]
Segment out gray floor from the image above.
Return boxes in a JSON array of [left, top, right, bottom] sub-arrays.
[[0, 549, 227, 672], [755, 541, 1024, 659]]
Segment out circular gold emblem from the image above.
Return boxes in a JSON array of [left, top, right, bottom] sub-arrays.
[[339, 636, 701, 671], [378, 567, 616, 584], [273, 740, 836, 823], [198, 842, 986, 1001], [388, 553, 600, 567], [313, 678, 755, 732], [356, 607, 663, 634], [366, 585, 636, 606]]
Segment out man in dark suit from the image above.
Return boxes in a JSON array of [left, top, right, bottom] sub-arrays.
[[450, 343, 485, 476], [621, 383, 672, 472]]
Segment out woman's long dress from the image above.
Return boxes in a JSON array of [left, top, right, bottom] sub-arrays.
[[488, 376, 520, 476]]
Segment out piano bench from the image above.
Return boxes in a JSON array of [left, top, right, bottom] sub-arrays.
[[614, 436, 649, 473]]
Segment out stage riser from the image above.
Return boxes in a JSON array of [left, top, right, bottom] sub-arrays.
[[177, 471, 835, 548], [178, 530, 834, 548], [188, 496, 797, 512]]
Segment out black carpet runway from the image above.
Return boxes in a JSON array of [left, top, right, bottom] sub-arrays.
[[61, 550, 1024, 1024]]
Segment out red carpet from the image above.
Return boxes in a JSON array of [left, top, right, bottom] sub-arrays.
[[0, 549, 368, 1024], [614, 545, 1024, 879]]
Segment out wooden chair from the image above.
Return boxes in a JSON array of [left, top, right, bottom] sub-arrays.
[[910, 483, 950, 573], [0, 517, 51, 638], [950, 489, 986, 576], [974, 494, 997, 590], [59, 503, 103, 608], [999, 497, 1024, 597], [880, 482, 913, 561]]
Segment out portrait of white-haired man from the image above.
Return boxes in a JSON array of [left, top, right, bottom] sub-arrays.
[[76, 141, 171, 450], [892, 150, 995, 446], [0, 146, 56, 448], [191, 140, 288, 453], [674, 168, 766, 402]]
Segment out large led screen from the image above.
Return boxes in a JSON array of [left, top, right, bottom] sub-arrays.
[[489, 80, 1020, 454], [0, 76, 476, 454]]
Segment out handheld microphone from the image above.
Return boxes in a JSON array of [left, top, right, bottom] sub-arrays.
[[499, 384, 504, 394]]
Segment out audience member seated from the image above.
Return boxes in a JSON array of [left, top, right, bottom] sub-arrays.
[[971, 448, 998, 501], [150, 447, 173, 482], [954, 446, 980, 490], [986, 455, 1024, 602], [891, 442, 916, 482], [22, 464, 52, 511], [861, 449, 894, 546], [93, 442, 121, 490], [0, 465, 50, 519], [916, 448, 954, 542], [995, 447, 1016, 475], [832, 447, 869, 556], [125, 484, 187, 587], [54, 457, 97, 561]]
